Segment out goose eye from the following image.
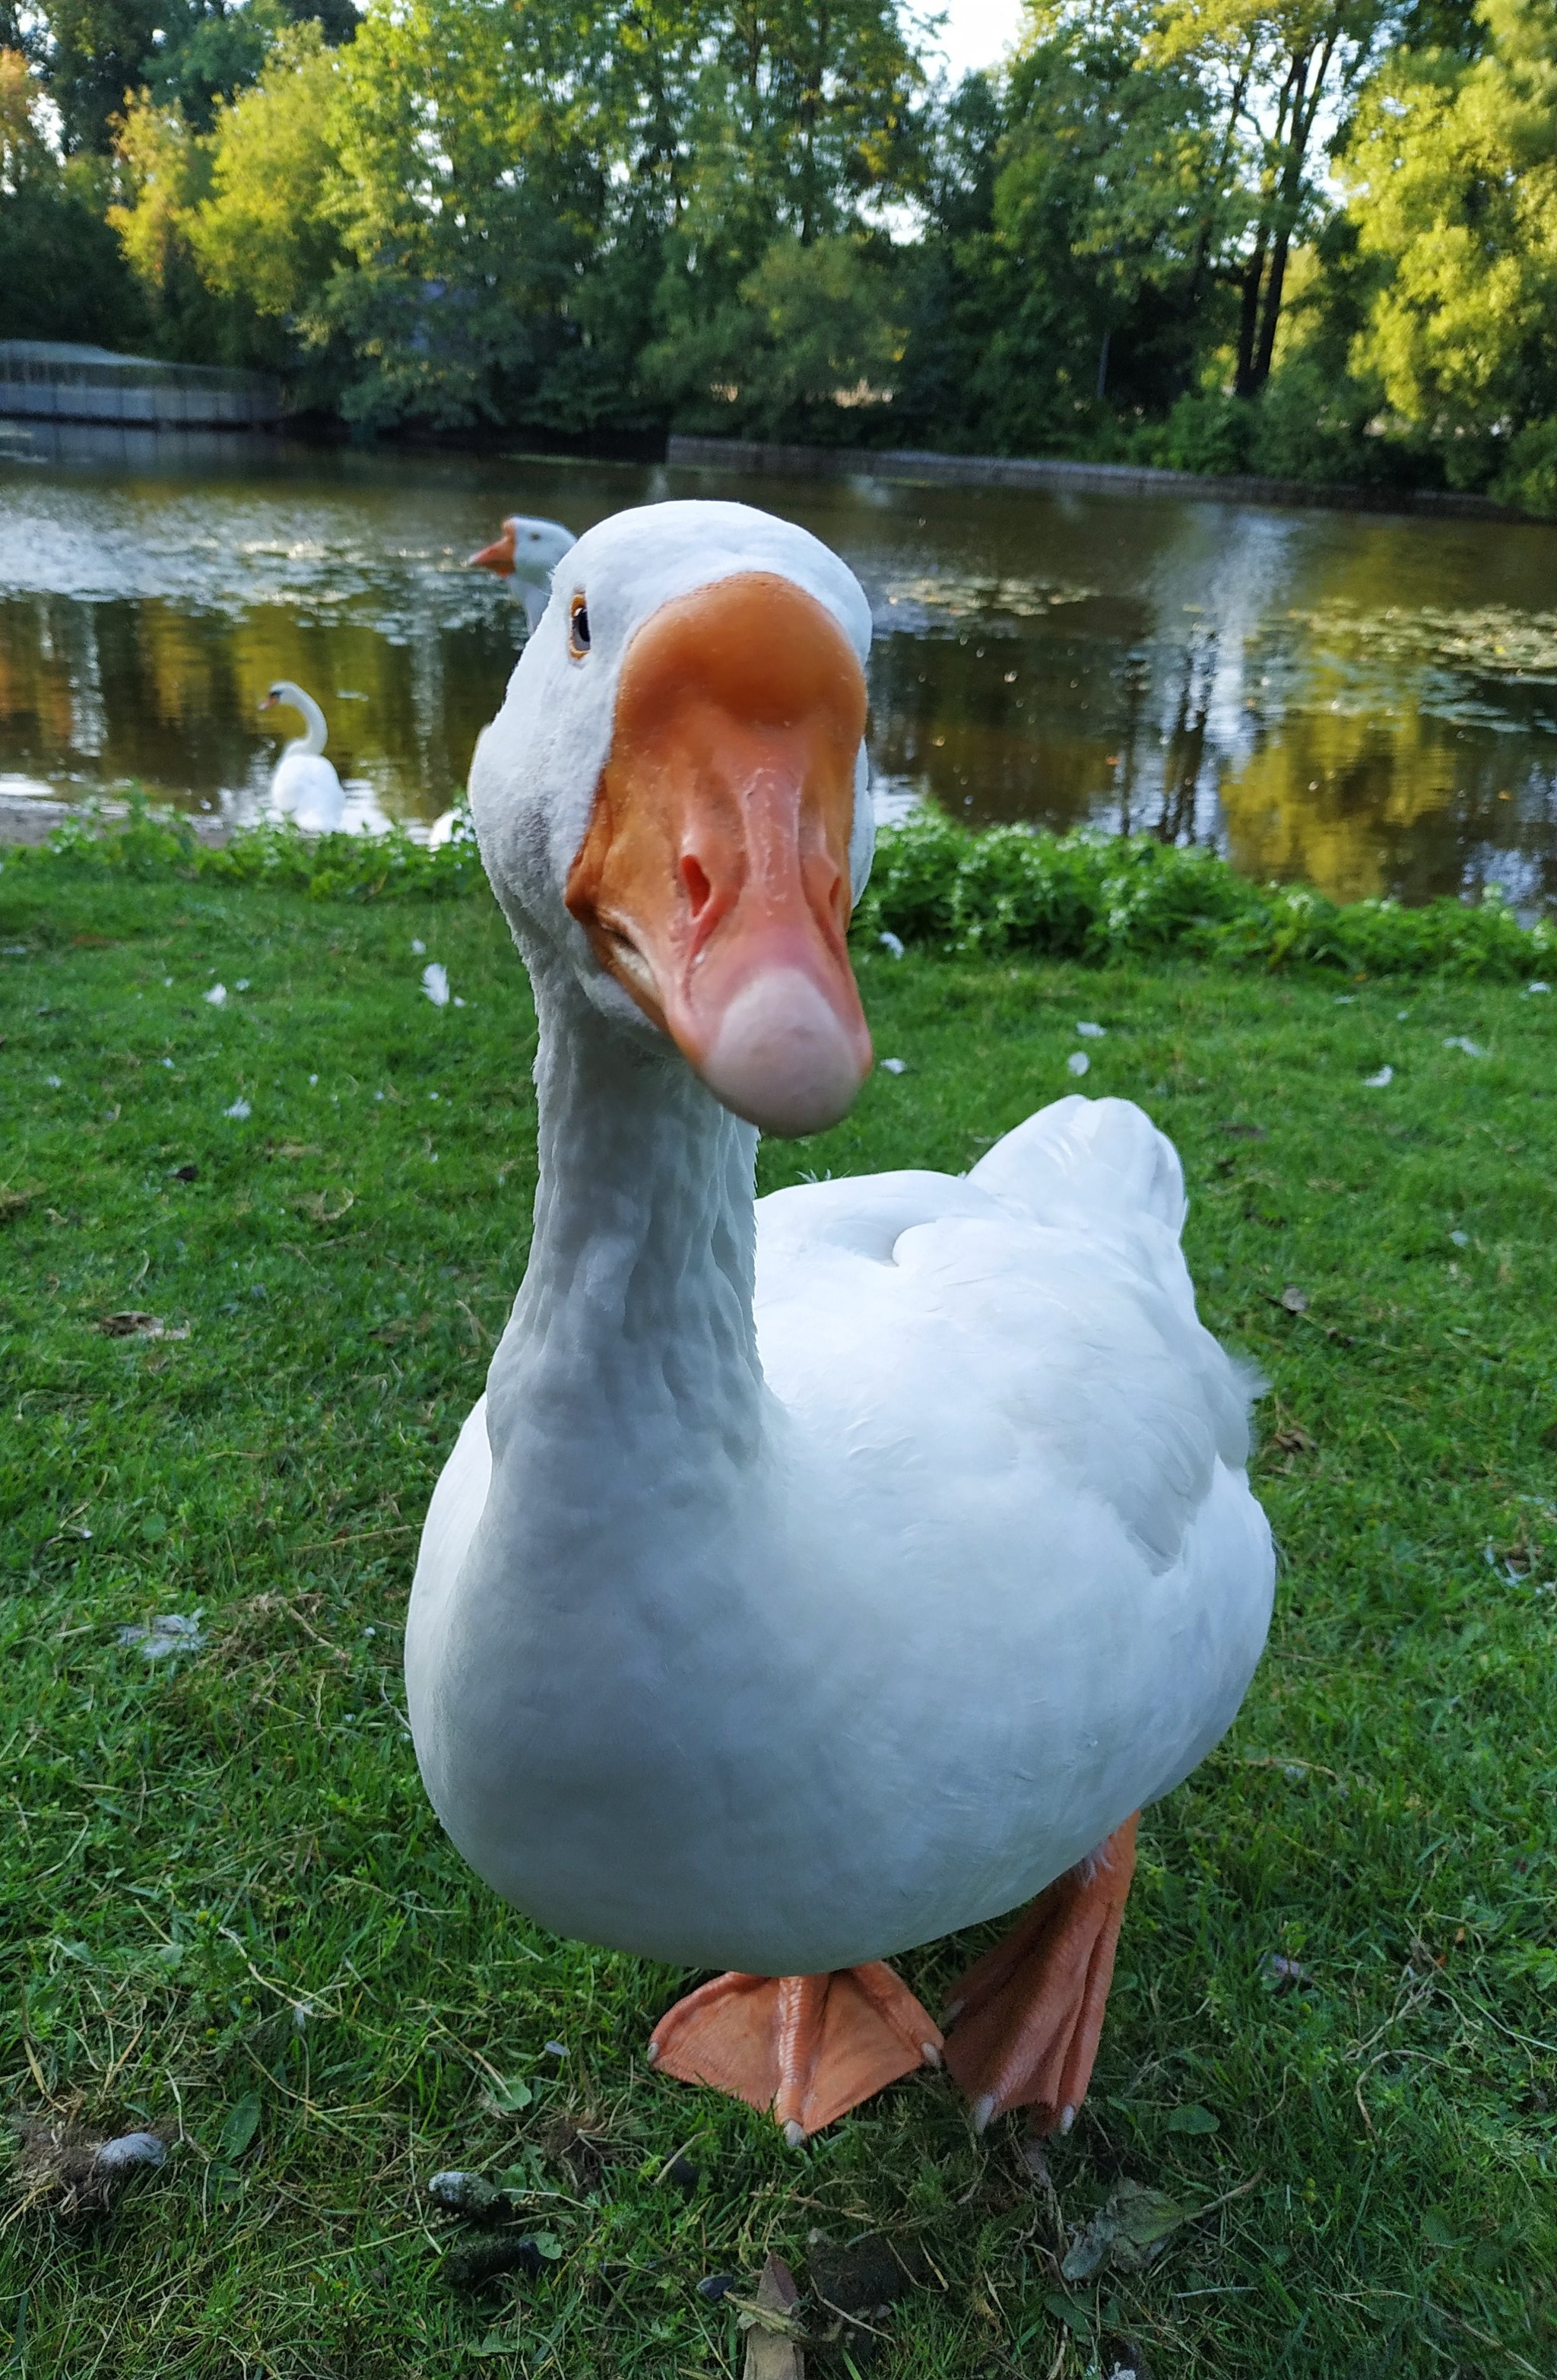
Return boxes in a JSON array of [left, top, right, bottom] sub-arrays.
[[569, 595, 591, 657]]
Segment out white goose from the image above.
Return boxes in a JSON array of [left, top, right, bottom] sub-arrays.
[[258, 681, 345, 833], [406, 500, 1274, 2144], [468, 513, 577, 636]]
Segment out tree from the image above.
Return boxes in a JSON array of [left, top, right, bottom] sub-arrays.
[[931, 1, 1238, 453], [317, 0, 618, 427], [189, 24, 341, 321], [37, 0, 356, 157], [0, 46, 144, 338], [1343, 0, 1557, 499], [643, 230, 905, 433]]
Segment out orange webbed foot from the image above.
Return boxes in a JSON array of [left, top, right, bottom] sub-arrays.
[[943, 1814, 1139, 2135], [648, 1961, 943, 2143]]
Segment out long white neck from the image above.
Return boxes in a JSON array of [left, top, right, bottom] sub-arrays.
[[283, 687, 328, 757], [516, 581, 551, 637], [482, 953, 765, 1573]]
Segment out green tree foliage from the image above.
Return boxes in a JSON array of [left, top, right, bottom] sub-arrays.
[[17, 0, 1557, 509], [317, 0, 618, 427], [1343, 0, 1557, 505], [189, 26, 341, 322], [0, 47, 145, 338], [40, 0, 331, 153], [109, 23, 344, 376]]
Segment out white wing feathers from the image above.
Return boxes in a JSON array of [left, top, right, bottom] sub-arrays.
[[968, 1092, 1187, 1235], [756, 1094, 1257, 1579]]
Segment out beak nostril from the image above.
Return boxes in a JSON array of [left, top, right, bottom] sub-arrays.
[[680, 855, 712, 918]]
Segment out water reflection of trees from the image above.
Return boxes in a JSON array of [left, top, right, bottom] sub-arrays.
[[0, 588, 511, 816], [6, 461, 1557, 908], [866, 598, 1557, 912]]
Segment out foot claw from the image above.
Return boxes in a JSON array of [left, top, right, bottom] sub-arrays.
[[782, 2118, 807, 2148], [943, 1814, 1139, 2133]]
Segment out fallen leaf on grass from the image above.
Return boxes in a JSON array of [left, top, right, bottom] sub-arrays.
[[273, 1142, 321, 1160], [1061, 2180, 1189, 2280], [97, 1310, 188, 1339], [484, 2075, 533, 2115], [1164, 2103, 1219, 2135], [1279, 1284, 1309, 1314], [1043, 2288, 1092, 2335], [739, 2255, 806, 2380], [217, 2094, 261, 2161]]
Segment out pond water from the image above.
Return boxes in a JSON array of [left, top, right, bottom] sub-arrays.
[[3, 423, 1557, 908]]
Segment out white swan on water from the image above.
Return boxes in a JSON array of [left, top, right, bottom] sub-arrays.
[[258, 681, 345, 833], [405, 499, 1275, 2145]]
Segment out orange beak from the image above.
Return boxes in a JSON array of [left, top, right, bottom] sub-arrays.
[[565, 572, 873, 1137], [468, 522, 515, 575]]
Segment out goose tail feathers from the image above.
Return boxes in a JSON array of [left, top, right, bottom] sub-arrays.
[[969, 1094, 1187, 1237]]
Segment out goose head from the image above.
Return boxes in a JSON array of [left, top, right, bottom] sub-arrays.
[[468, 513, 577, 582], [470, 500, 876, 1138], [469, 515, 577, 634]]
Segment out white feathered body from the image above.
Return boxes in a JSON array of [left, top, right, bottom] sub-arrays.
[[271, 749, 344, 834], [407, 1061, 1273, 1978]]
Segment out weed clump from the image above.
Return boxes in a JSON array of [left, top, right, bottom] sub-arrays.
[[6, 790, 1557, 979], [853, 806, 1557, 980]]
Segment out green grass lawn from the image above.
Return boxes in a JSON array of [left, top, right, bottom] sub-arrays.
[[2, 868, 1555, 2380]]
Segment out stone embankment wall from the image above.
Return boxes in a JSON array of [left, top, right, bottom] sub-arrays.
[[665, 433, 1516, 522]]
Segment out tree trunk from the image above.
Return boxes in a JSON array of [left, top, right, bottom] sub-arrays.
[[1234, 229, 1267, 397], [1251, 25, 1339, 392], [1185, 36, 1254, 324]]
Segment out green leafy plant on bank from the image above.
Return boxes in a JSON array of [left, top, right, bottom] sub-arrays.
[[11, 795, 1555, 982], [854, 808, 1557, 979]]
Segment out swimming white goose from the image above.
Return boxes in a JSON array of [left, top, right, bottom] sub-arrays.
[[258, 681, 345, 833], [468, 513, 577, 636], [406, 500, 1274, 2144]]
